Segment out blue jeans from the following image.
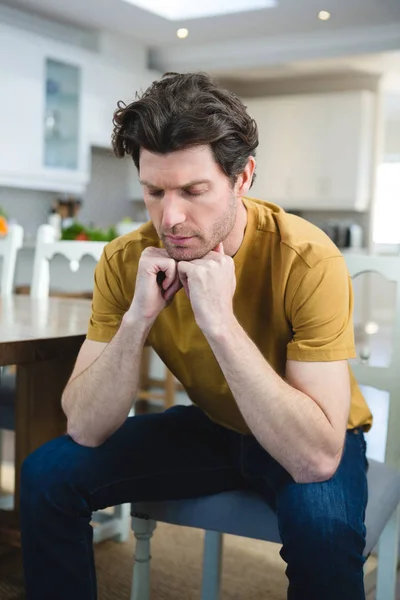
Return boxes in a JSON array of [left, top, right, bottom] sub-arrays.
[[20, 405, 368, 599]]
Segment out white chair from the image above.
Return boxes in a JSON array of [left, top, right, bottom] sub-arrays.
[[31, 224, 106, 298], [129, 253, 400, 600], [345, 254, 400, 469], [0, 224, 24, 296], [346, 254, 400, 598]]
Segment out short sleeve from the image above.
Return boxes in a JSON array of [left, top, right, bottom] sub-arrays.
[[286, 256, 356, 362], [87, 250, 129, 343]]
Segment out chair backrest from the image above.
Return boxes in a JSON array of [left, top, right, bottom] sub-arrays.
[[30, 224, 107, 298], [344, 253, 400, 469], [0, 224, 24, 296]]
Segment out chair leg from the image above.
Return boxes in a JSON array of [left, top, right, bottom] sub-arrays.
[[131, 516, 157, 600], [376, 504, 400, 600], [113, 503, 132, 542], [92, 503, 132, 544], [201, 530, 223, 600]]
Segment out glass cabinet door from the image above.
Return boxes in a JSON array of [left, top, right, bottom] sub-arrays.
[[44, 58, 80, 170]]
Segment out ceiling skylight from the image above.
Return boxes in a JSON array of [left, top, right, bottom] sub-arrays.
[[122, 0, 277, 21]]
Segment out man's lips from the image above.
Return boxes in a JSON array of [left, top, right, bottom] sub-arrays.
[[165, 235, 195, 243]]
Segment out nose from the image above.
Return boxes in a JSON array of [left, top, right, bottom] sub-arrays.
[[161, 194, 186, 231]]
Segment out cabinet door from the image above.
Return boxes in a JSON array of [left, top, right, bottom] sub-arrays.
[[40, 50, 89, 192], [85, 60, 140, 149], [245, 97, 296, 202], [0, 28, 43, 176], [0, 26, 90, 192], [44, 58, 81, 170], [285, 95, 326, 208], [244, 91, 375, 212], [323, 91, 375, 210]]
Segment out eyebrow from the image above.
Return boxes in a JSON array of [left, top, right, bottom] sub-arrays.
[[139, 179, 211, 189]]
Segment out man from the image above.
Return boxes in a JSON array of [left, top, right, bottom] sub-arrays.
[[20, 72, 372, 600]]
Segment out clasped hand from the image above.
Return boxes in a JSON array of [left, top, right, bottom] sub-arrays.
[[131, 243, 236, 335]]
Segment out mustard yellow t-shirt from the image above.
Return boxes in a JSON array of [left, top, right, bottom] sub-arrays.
[[87, 197, 373, 434]]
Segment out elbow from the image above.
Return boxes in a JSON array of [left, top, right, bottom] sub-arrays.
[[68, 427, 105, 448], [292, 453, 341, 485], [67, 424, 104, 448], [65, 412, 105, 448], [62, 394, 104, 448]]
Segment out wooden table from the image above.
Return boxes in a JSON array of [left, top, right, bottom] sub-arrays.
[[0, 295, 92, 545]]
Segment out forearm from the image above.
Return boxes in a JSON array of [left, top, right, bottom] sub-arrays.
[[62, 314, 151, 447], [205, 318, 343, 483]]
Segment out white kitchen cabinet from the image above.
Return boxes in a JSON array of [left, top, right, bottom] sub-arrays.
[[0, 25, 89, 193], [246, 97, 295, 201], [245, 91, 375, 211], [85, 62, 159, 150], [323, 92, 375, 210], [0, 29, 43, 182], [85, 61, 132, 150], [0, 23, 158, 194]]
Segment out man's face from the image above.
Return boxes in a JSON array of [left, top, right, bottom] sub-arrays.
[[139, 145, 238, 261]]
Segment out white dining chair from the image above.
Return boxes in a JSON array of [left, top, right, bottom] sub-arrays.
[[31, 224, 106, 298], [0, 224, 24, 296], [129, 253, 400, 600]]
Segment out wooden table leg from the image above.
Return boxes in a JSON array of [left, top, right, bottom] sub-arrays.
[[0, 355, 75, 546], [14, 355, 75, 511]]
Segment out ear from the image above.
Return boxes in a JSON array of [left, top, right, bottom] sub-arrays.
[[235, 156, 256, 197]]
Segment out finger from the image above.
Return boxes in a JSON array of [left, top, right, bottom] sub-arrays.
[[177, 261, 195, 277], [164, 278, 182, 302], [158, 260, 178, 289]]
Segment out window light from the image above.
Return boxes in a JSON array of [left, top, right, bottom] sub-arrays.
[[122, 0, 277, 21], [373, 162, 400, 244]]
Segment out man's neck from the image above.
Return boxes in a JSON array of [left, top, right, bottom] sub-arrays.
[[224, 198, 248, 257]]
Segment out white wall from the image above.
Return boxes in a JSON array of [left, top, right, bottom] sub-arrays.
[[80, 148, 140, 228]]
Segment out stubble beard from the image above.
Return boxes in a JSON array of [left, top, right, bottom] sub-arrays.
[[162, 194, 237, 262]]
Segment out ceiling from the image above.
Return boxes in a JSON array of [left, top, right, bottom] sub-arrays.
[[1, 0, 400, 78], [2, 0, 399, 45]]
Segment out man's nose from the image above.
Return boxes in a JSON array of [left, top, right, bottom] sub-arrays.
[[161, 195, 186, 230]]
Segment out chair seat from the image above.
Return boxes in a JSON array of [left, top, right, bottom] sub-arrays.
[[131, 458, 400, 557]]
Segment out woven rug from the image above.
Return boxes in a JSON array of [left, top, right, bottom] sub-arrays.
[[0, 523, 288, 599]]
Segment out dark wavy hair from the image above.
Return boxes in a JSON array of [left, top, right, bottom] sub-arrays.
[[112, 72, 258, 187]]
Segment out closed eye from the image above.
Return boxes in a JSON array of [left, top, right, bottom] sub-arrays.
[[147, 190, 164, 198], [183, 190, 204, 197], [146, 189, 206, 198]]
